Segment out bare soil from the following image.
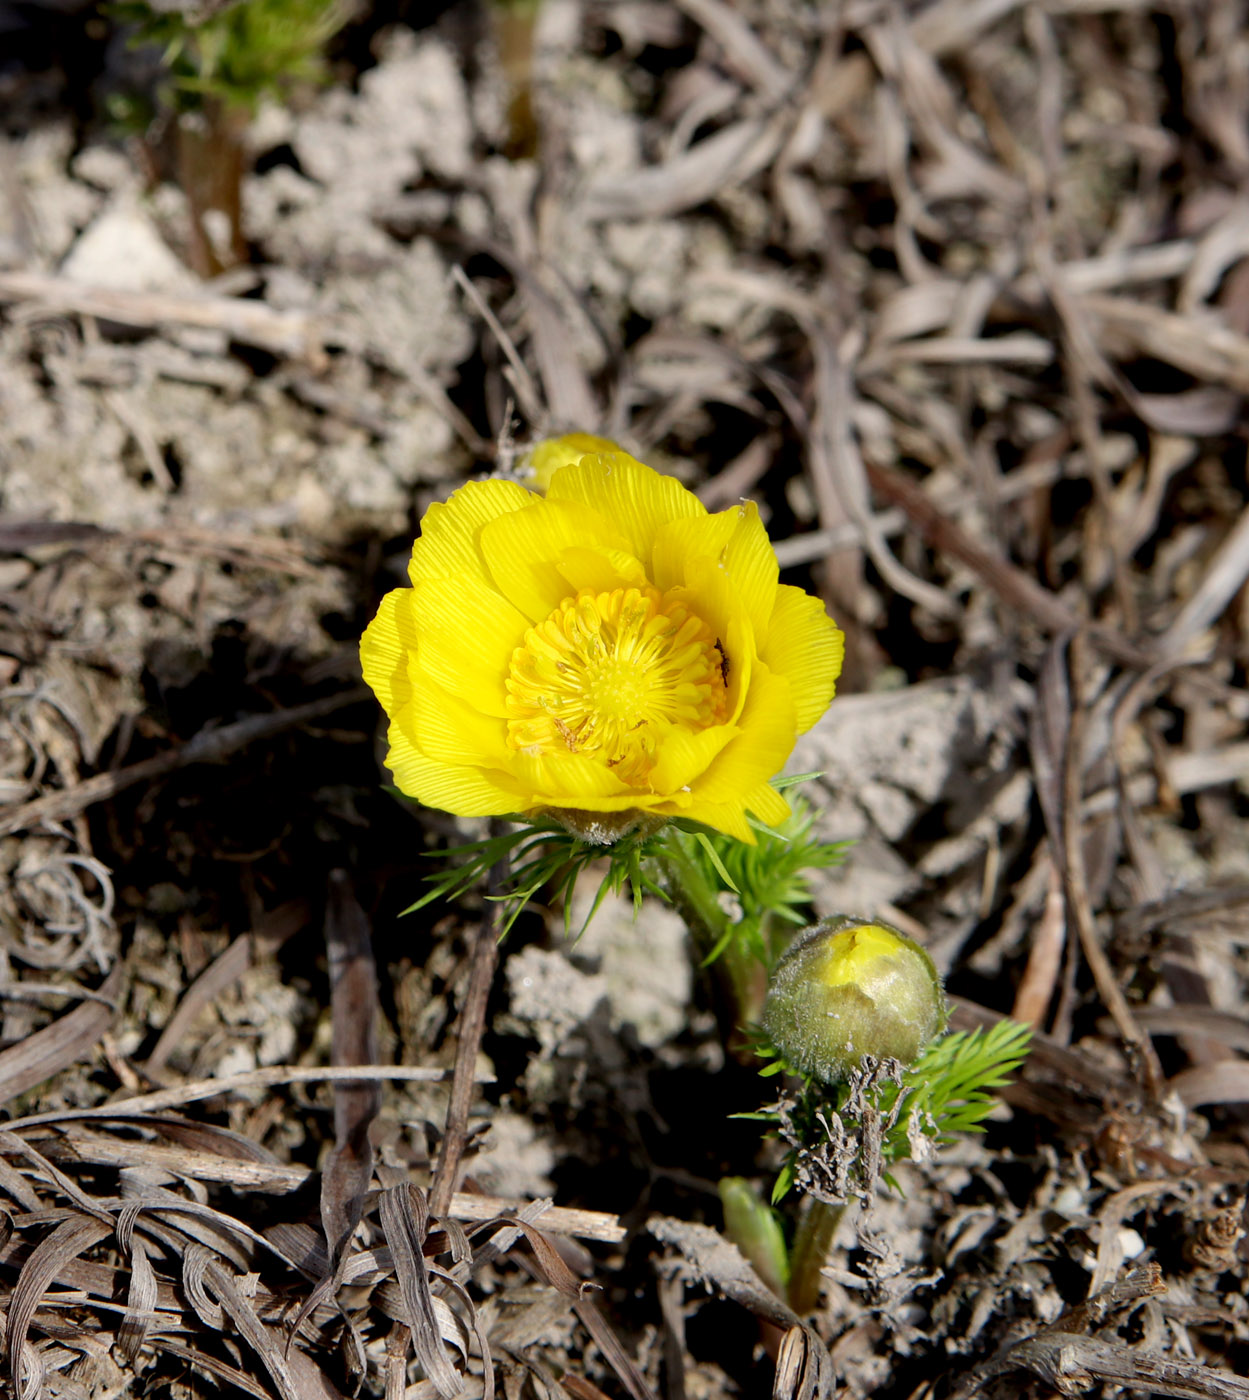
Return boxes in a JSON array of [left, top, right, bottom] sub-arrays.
[[2, 1, 1249, 1397]]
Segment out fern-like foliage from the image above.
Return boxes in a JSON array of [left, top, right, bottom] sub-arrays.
[[678, 792, 850, 969], [748, 1019, 1032, 1204], [888, 1020, 1033, 1149], [394, 782, 843, 947], [400, 815, 670, 940]]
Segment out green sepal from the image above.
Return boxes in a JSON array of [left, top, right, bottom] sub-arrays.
[[771, 771, 825, 790], [400, 815, 671, 941]]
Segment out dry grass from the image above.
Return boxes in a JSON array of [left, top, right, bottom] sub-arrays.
[[2, 0, 1249, 1395]]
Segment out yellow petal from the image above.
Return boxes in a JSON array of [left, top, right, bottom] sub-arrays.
[[526, 433, 624, 493], [360, 588, 418, 719], [409, 478, 536, 585], [548, 450, 705, 560], [382, 725, 522, 815], [676, 795, 756, 843], [720, 501, 779, 640], [688, 662, 796, 806], [762, 586, 845, 733], [663, 578, 754, 728], [647, 719, 738, 794], [650, 500, 777, 638], [721, 613, 754, 727], [742, 781, 792, 827], [649, 511, 740, 592], [547, 791, 675, 816], [679, 782, 792, 843], [511, 750, 638, 805], [664, 560, 738, 670], [480, 498, 626, 623], [398, 680, 512, 769], [412, 576, 529, 718], [555, 545, 649, 595]]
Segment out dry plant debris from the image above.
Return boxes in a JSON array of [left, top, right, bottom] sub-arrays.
[[3, 0, 1249, 1395]]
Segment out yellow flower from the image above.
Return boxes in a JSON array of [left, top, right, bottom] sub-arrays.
[[360, 439, 844, 843]]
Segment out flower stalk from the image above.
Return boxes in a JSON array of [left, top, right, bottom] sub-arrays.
[[787, 1199, 845, 1315], [719, 1177, 790, 1300], [175, 100, 249, 277], [651, 828, 770, 1034]]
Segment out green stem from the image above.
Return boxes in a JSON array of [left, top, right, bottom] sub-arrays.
[[787, 1198, 846, 1314], [652, 830, 767, 1032], [176, 99, 249, 278], [493, 0, 541, 159]]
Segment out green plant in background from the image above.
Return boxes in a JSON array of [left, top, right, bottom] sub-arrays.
[[408, 804, 1028, 1314], [757, 1019, 1034, 1204], [399, 811, 669, 942], [677, 793, 849, 972], [107, 0, 353, 275]]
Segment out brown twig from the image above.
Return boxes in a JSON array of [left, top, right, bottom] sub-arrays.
[[1005, 1333, 1249, 1400], [0, 270, 326, 365], [144, 902, 307, 1077], [1010, 862, 1066, 1027], [429, 834, 508, 1220], [863, 460, 1156, 670], [949, 996, 1138, 1105], [957, 1260, 1248, 1400], [574, 1295, 661, 1400], [947, 1264, 1244, 1400], [0, 964, 123, 1106], [1062, 639, 1165, 1097], [144, 935, 253, 1078], [1, 1064, 461, 1132], [322, 871, 382, 1267], [0, 687, 369, 839]]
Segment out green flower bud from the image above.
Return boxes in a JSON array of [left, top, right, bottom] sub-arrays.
[[761, 916, 946, 1084]]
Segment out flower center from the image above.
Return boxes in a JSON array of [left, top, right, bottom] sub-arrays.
[[505, 586, 729, 784]]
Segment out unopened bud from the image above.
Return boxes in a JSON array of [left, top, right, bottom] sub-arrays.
[[761, 916, 946, 1084], [523, 433, 621, 492]]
